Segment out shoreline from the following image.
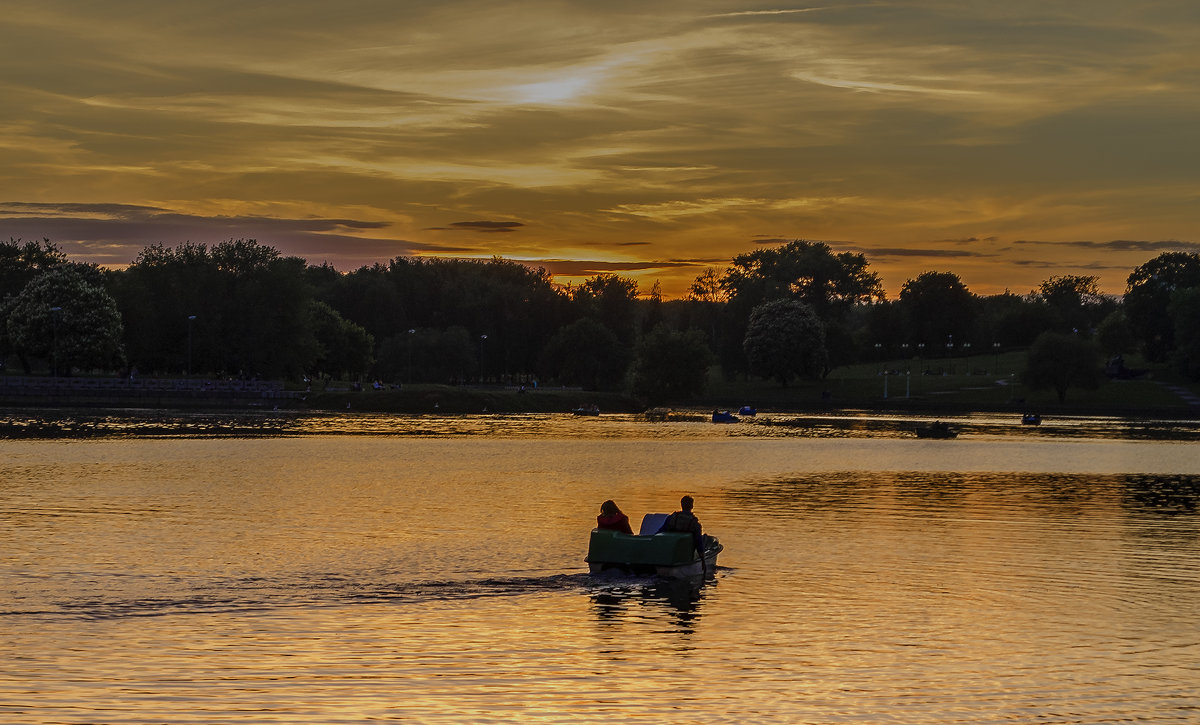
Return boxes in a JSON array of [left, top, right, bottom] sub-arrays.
[[0, 385, 1195, 421]]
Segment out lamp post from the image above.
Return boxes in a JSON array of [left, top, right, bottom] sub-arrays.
[[992, 342, 1001, 375], [946, 334, 954, 375], [962, 342, 971, 375], [49, 306, 62, 376], [874, 342, 883, 375], [187, 315, 196, 377], [407, 329, 415, 384], [917, 343, 925, 392], [479, 334, 488, 384]]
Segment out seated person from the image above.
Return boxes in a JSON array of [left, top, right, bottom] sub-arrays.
[[659, 495, 708, 574], [596, 499, 633, 534], [659, 495, 704, 552]]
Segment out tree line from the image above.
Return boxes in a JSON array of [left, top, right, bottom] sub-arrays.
[[2, 237, 1199, 403]]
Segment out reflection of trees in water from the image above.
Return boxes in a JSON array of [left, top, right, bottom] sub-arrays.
[[0, 412, 294, 439], [589, 577, 711, 634], [1122, 474, 1200, 514], [726, 471, 1200, 519], [748, 416, 1200, 442]]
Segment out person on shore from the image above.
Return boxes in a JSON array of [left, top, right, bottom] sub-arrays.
[[596, 500, 633, 534]]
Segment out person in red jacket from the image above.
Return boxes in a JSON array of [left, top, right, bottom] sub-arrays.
[[596, 499, 633, 534]]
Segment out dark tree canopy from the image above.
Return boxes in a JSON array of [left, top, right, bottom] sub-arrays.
[[1168, 288, 1200, 381], [0, 238, 68, 301], [571, 273, 640, 346], [539, 317, 630, 390], [4, 264, 125, 374], [112, 239, 316, 378], [1124, 252, 1200, 362], [898, 271, 976, 347], [722, 240, 883, 314], [630, 324, 714, 405], [309, 300, 374, 380], [743, 299, 828, 386], [1024, 332, 1102, 403]]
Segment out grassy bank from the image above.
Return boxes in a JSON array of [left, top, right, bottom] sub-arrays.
[[697, 351, 1200, 417], [4, 347, 1197, 419]]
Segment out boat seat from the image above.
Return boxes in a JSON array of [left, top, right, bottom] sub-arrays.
[[639, 513, 668, 536]]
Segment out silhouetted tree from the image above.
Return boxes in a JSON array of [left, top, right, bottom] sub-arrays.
[[571, 274, 640, 347], [539, 317, 629, 390], [309, 300, 374, 380], [723, 240, 882, 315], [1168, 288, 1200, 380], [630, 324, 714, 404], [1038, 274, 1114, 334], [1095, 309, 1136, 357], [111, 240, 316, 378], [1124, 252, 1200, 361], [898, 271, 977, 350], [743, 299, 827, 386], [720, 240, 881, 375], [5, 265, 124, 374], [1024, 332, 1102, 403]]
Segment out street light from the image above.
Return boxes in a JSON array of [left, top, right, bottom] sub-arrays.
[[479, 334, 488, 384], [916, 343, 925, 392], [187, 315, 196, 377], [49, 306, 62, 377], [992, 342, 1001, 375], [407, 329, 416, 384], [962, 342, 971, 375]]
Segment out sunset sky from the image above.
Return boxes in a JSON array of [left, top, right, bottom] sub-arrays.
[[3, 1, 1199, 298]]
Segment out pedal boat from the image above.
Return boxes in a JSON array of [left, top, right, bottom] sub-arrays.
[[586, 513, 723, 578]]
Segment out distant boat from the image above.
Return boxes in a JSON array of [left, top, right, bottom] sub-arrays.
[[915, 422, 957, 439], [572, 405, 600, 416], [1022, 413, 1042, 425], [712, 410, 739, 423], [738, 406, 757, 416]]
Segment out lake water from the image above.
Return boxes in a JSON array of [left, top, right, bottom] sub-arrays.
[[2, 410, 1199, 724]]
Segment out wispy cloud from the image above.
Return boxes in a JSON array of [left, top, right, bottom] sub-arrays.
[[2, 2, 1198, 296], [704, 8, 831, 19], [0, 201, 461, 268], [1014, 239, 1200, 252]]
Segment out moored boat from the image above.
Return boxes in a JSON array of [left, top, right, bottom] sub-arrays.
[[738, 406, 757, 416], [571, 405, 600, 416], [1022, 413, 1041, 425], [712, 410, 739, 423], [586, 513, 722, 578]]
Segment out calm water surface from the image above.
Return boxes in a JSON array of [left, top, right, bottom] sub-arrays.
[[2, 411, 1199, 723]]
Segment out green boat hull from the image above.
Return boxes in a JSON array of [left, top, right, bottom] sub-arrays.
[[585, 528, 722, 578]]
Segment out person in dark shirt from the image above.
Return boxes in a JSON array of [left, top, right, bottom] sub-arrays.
[[596, 499, 633, 534], [660, 495, 706, 574]]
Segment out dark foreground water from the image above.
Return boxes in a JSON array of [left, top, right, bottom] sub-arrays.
[[2, 411, 1198, 723]]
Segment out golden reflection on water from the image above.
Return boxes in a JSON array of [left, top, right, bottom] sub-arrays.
[[2, 415, 1200, 723]]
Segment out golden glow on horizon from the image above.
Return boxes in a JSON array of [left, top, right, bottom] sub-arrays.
[[2, 1, 1199, 298]]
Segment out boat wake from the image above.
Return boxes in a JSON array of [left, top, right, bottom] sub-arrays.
[[9, 569, 728, 621]]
